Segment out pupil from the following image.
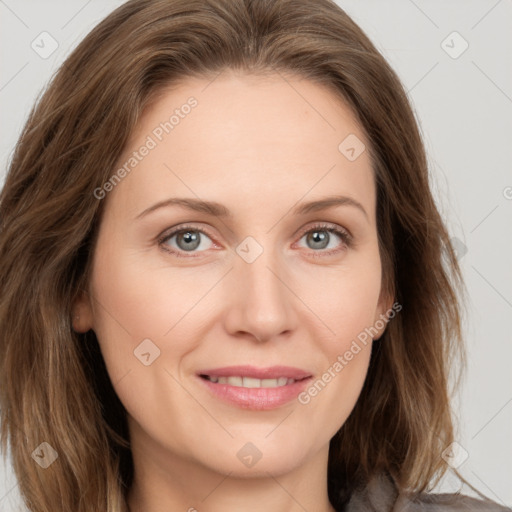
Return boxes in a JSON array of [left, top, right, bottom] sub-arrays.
[[308, 230, 328, 249], [178, 231, 200, 251]]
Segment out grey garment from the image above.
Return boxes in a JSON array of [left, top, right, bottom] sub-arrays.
[[344, 472, 512, 512]]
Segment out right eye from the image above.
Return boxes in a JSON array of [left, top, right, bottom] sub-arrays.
[[159, 225, 217, 258]]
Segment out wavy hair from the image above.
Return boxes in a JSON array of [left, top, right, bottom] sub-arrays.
[[0, 0, 478, 510]]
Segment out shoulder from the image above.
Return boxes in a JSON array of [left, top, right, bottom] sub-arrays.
[[343, 472, 512, 512], [395, 491, 512, 511]]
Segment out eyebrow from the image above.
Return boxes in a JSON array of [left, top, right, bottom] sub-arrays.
[[135, 195, 368, 221]]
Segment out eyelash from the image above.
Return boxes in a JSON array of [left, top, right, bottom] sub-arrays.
[[158, 222, 353, 259]]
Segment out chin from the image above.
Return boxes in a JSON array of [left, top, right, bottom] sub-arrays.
[[204, 442, 309, 478]]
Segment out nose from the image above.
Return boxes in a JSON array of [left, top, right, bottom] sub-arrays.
[[222, 244, 298, 343]]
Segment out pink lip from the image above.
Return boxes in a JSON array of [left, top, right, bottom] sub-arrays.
[[196, 365, 313, 410], [197, 365, 312, 380]]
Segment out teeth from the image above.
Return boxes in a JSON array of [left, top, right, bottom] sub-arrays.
[[226, 376, 243, 386], [205, 376, 297, 387], [241, 377, 260, 388]]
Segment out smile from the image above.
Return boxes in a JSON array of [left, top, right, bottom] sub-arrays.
[[201, 375, 302, 387], [195, 365, 313, 409]]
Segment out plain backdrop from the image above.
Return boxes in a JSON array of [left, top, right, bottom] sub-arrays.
[[0, 0, 511, 509]]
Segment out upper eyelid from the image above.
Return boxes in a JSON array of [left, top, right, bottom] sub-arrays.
[[296, 221, 351, 238], [159, 224, 217, 244]]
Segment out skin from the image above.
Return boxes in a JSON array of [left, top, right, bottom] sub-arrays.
[[73, 69, 393, 512]]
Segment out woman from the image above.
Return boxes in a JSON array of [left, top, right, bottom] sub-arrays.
[[0, 0, 509, 511]]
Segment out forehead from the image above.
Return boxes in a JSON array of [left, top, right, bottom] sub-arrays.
[[105, 70, 376, 223]]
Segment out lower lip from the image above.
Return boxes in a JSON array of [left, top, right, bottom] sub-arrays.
[[197, 375, 312, 410]]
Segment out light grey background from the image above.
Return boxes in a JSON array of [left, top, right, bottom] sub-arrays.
[[0, 0, 511, 509]]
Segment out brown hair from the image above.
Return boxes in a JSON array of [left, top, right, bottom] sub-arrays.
[[0, 0, 481, 510]]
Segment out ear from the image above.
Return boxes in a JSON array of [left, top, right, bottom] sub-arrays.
[[372, 289, 396, 341], [71, 289, 94, 333]]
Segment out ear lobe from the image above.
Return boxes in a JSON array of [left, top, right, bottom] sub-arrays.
[[71, 289, 94, 333]]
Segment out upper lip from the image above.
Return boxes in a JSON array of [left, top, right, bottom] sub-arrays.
[[197, 365, 312, 380]]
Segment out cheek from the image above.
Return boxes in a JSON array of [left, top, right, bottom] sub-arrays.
[[88, 246, 216, 374], [87, 249, 202, 429], [297, 277, 376, 439], [293, 252, 381, 414], [293, 250, 383, 343]]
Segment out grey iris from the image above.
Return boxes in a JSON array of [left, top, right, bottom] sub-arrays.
[[307, 230, 329, 250], [177, 230, 201, 251]]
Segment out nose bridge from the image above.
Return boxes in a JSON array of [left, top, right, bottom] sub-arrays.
[[225, 235, 296, 341]]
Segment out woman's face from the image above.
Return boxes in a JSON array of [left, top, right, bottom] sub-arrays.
[[75, 69, 391, 480]]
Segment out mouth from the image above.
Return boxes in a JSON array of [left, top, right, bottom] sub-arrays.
[[199, 374, 309, 387], [195, 366, 313, 410]]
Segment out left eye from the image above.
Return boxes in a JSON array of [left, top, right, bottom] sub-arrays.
[[296, 224, 352, 255], [160, 226, 215, 257], [159, 223, 352, 258]]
